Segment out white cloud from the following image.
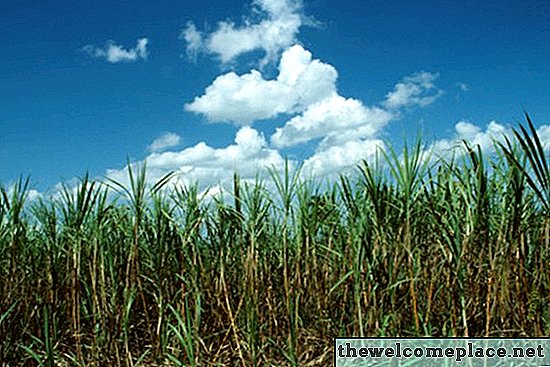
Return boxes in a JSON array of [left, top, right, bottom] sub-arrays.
[[147, 132, 182, 153], [184, 42, 444, 180], [537, 125, 550, 147], [180, 22, 203, 61], [428, 120, 550, 164], [271, 94, 393, 149], [302, 139, 384, 177], [254, 0, 301, 16], [185, 44, 337, 125], [269, 69, 444, 152], [383, 71, 442, 109], [103, 119, 548, 195], [429, 120, 511, 160], [91, 2, 450, 191], [457, 82, 469, 92], [27, 189, 42, 202], [184, 0, 304, 65], [180, 0, 448, 188], [4, 184, 43, 203], [83, 38, 149, 63], [106, 126, 285, 190]]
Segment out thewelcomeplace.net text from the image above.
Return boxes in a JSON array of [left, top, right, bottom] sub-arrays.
[[334, 339, 550, 366], [337, 342, 544, 362]]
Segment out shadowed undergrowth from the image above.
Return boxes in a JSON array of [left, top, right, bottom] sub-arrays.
[[0, 115, 548, 366]]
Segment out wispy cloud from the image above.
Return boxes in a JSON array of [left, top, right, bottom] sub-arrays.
[[457, 82, 469, 92], [180, 22, 202, 61], [147, 132, 182, 153], [83, 38, 149, 63]]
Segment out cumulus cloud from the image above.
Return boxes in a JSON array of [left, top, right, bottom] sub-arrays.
[[383, 71, 442, 109], [271, 94, 393, 149], [106, 126, 285, 190], [178, 0, 448, 182], [270, 69, 443, 151], [4, 184, 43, 203], [147, 132, 182, 153], [426, 120, 550, 161], [302, 139, 384, 177], [86, 1, 448, 190], [27, 189, 42, 202], [431, 120, 509, 158], [83, 38, 149, 63], [183, 0, 304, 65], [537, 125, 550, 147], [185, 45, 337, 124], [184, 40, 444, 179], [277, 70, 445, 176]]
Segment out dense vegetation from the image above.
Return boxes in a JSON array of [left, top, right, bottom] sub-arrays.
[[0, 115, 548, 366]]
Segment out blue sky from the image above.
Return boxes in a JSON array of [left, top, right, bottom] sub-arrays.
[[1, 0, 550, 192]]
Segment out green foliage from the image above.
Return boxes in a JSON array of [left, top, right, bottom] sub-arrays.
[[0, 115, 548, 366]]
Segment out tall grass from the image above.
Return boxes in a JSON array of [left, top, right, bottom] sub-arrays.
[[0, 115, 548, 366]]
